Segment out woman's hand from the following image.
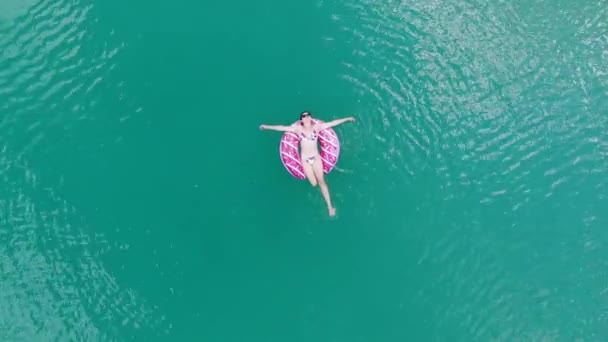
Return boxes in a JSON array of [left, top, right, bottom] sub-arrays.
[[347, 116, 356, 122], [259, 125, 267, 130]]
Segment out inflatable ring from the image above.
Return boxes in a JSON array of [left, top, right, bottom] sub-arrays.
[[279, 119, 340, 179]]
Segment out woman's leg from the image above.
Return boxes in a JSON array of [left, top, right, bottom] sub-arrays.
[[301, 158, 318, 186], [312, 157, 335, 216]]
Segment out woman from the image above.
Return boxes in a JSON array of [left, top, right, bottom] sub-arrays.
[[260, 111, 355, 216]]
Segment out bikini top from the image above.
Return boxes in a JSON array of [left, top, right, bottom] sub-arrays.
[[300, 129, 318, 142]]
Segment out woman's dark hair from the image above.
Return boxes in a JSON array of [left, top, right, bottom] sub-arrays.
[[300, 111, 312, 119]]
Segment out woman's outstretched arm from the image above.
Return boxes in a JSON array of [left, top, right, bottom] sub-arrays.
[[259, 124, 297, 132], [320, 116, 355, 129]]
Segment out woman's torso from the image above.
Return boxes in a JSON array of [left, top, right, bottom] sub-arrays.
[[297, 126, 319, 157]]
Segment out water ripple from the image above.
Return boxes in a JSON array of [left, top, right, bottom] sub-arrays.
[[0, 0, 128, 157], [338, 0, 608, 339], [0, 151, 164, 341], [0, 1, 159, 339]]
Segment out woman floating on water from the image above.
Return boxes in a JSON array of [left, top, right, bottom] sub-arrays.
[[260, 111, 355, 216]]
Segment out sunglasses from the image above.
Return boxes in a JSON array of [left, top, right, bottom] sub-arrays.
[[300, 112, 311, 119]]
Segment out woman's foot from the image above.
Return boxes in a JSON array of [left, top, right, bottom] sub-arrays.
[[328, 207, 336, 216]]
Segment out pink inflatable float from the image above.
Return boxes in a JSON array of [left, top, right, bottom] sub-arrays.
[[279, 119, 341, 179]]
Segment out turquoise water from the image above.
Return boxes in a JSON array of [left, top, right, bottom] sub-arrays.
[[1, 0, 607, 340]]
